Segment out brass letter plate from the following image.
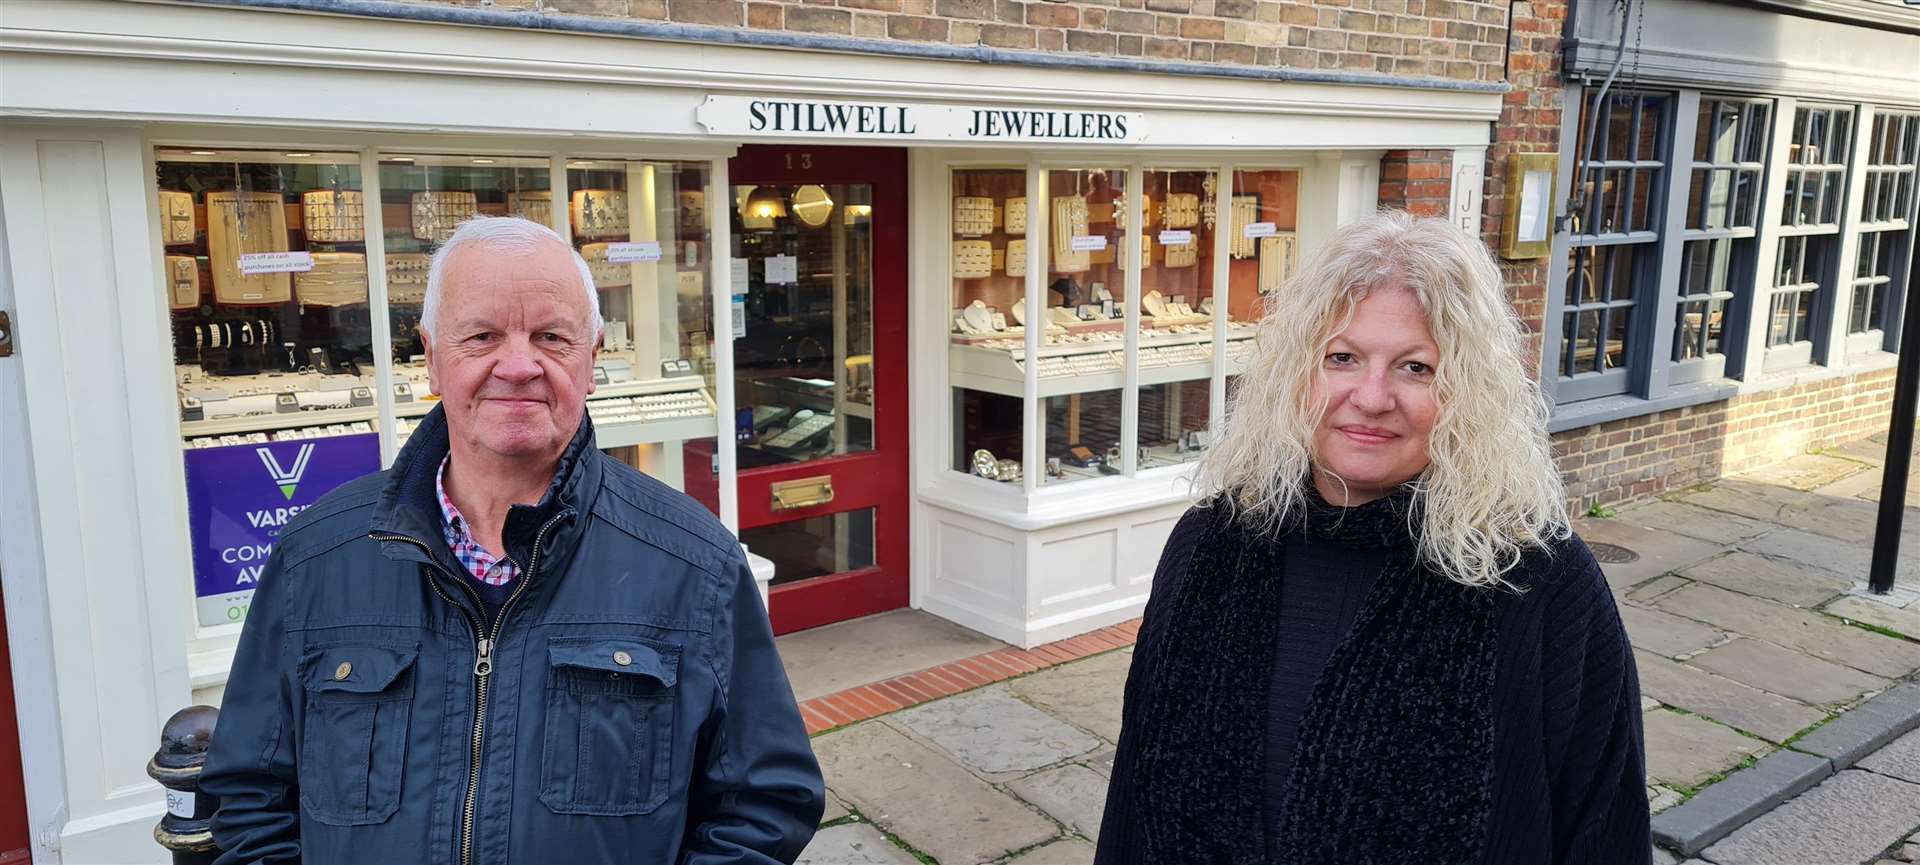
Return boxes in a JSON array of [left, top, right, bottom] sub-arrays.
[[771, 475, 835, 511]]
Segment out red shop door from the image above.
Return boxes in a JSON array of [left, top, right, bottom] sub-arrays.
[[726, 145, 909, 634]]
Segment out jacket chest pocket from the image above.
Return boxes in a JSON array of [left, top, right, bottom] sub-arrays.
[[540, 637, 680, 816], [297, 644, 418, 826]]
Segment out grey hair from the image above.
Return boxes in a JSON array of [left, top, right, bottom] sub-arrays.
[[1197, 209, 1570, 589], [420, 215, 602, 341]]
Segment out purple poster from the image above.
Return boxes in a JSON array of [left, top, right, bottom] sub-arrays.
[[184, 433, 380, 626]]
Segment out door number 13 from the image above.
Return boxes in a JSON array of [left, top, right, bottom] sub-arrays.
[[785, 152, 814, 170]]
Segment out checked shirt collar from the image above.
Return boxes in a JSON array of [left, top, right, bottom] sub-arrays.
[[435, 454, 521, 587]]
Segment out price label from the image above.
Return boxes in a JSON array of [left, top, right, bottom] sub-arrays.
[[605, 241, 662, 264], [166, 789, 196, 819], [238, 251, 313, 274], [1158, 229, 1195, 246], [1242, 222, 1277, 239], [1070, 235, 1108, 252]]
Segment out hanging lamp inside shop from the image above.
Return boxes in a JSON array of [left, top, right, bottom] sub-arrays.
[[791, 185, 833, 227], [743, 185, 789, 220]]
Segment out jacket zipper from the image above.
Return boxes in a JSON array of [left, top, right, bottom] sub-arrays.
[[372, 507, 570, 865]]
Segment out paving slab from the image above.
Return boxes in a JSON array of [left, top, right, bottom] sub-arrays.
[[1078, 746, 1117, 779], [1643, 708, 1769, 790], [1622, 604, 1726, 658], [1824, 595, 1920, 641], [1744, 525, 1920, 584], [891, 686, 1101, 775], [1654, 583, 1920, 679], [1005, 650, 1132, 743], [1620, 500, 1776, 545], [1811, 466, 1885, 501], [1629, 575, 1695, 605], [1795, 683, 1920, 768], [1828, 437, 1895, 467], [1675, 478, 1829, 523], [812, 722, 1059, 865], [1006, 762, 1108, 840], [1856, 481, 1920, 508], [821, 789, 851, 825], [1573, 518, 1725, 590], [1858, 727, 1920, 785], [1792, 496, 1893, 545], [1648, 784, 1683, 813], [1633, 650, 1826, 743], [1736, 453, 1866, 491], [1676, 551, 1851, 609], [778, 609, 1009, 701], [1701, 770, 1920, 865], [1650, 748, 1833, 856], [1005, 838, 1097, 865], [1651, 849, 1678, 865], [1688, 637, 1889, 709], [797, 823, 920, 865]]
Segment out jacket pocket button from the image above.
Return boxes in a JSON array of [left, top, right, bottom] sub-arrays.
[[335, 661, 352, 680], [612, 650, 632, 667]]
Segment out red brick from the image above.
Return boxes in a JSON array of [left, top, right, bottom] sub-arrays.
[[1026, 2, 1077, 26], [669, 0, 741, 24], [746, 1, 782, 26]]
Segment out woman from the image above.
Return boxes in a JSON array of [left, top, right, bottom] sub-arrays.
[[1095, 211, 1648, 864]]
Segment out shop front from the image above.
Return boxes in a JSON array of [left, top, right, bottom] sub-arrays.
[[0, 0, 1500, 858]]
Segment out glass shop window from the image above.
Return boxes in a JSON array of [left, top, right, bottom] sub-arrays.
[[947, 167, 1031, 484], [561, 160, 723, 505], [1218, 168, 1297, 419], [1036, 167, 1129, 484], [160, 147, 382, 629], [1136, 168, 1222, 469]]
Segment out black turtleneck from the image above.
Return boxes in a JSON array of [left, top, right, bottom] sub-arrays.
[[1265, 527, 1385, 834]]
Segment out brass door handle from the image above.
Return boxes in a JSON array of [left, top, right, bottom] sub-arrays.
[[771, 475, 835, 510]]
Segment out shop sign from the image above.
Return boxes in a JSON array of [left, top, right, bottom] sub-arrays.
[[698, 96, 1148, 144], [184, 434, 380, 627]]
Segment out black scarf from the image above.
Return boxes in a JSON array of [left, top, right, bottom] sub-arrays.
[[1125, 486, 1500, 864]]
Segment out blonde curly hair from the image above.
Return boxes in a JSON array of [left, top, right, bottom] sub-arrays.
[[1197, 209, 1569, 588]]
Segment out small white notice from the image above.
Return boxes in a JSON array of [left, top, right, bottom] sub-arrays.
[[166, 789, 196, 819], [1242, 222, 1277, 239], [1517, 169, 1552, 243], [1070, 235, 1108, 252], [730, 258, 751, 291], [238, 251, 313, 274], [766, 254, 798, 285], [730, 296, 746, 339], [1158, 229, 1195, 247], [605, 241, 662, 264]]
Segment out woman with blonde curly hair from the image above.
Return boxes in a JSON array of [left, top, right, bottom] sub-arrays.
[[1095, 210, 1648, 865]]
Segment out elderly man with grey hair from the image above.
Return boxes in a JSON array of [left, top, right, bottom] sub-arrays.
[[201, 216, 824, 865]]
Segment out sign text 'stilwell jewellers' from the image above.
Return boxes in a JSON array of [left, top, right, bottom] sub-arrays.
[[697, 96, 1149, 144]]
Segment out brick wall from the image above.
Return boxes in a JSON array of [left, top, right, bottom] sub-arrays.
[[1478, 0, 1563, 374], [1552, 368, 1900, 513], [417, 0, 1511, 81], [1377, 148, 1453, 217]]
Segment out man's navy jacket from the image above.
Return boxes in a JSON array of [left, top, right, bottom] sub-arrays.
[[201, 406, 824, 864]]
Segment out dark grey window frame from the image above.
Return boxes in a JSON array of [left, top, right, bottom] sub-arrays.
[[1670, 95, 1772, 386], [1847, 111, 1920, 356]]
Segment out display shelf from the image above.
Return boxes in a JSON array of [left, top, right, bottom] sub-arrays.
[[949, 329, 1254, 399]]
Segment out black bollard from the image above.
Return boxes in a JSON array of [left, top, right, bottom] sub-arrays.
[[147, 705, 222, 865]]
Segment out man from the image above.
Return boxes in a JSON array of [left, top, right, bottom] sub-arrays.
[[201, 216, 823, 864]]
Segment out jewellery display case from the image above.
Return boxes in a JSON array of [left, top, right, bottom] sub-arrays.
[[947, 166, 1287, 485]]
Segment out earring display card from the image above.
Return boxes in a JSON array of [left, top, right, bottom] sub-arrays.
[[1259, 232, 1299, 293], [386, 252, 431, 304], [1163, 192, 1200, 229], [581, 242, 634, 287], [1230, 196, 1259, 259], [207, 190, 293, 305], [1007, 238, 1028, 277], [159, 190, 197, 245], [167, 254, 201, 309], [1052, 196, 1091, 273], [1112, 194, 1153, 230], [952, 239, 993, 279], [301, 189, 365, 243], [508, 190, 553, 227], [953, 196, 994, 236], [411, 191, 478, 243], [571, 189, 630, 239], [294, 252, 370, 307], [1004, 196, 1027, 235], [678, 190, 707, 232]]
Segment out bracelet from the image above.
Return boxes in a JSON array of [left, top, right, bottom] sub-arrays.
[[240, 321, 254, 346], [193, 324, 205, 352], [208, 322, 223, 349]]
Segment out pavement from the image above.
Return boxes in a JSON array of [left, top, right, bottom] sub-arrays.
[[794, 434, 1920, 864]]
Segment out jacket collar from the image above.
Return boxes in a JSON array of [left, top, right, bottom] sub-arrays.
[[371, 403, 603, 574]]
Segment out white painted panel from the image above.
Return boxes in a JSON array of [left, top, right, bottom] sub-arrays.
[[1125, 514, 1183, 587], [1036, 527, 1117, 606], [933, 516, 1019, 605]]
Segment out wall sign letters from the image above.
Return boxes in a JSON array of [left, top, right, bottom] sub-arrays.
[[698, 96, 1149, 144]]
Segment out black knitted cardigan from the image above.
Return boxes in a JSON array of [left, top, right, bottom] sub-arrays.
[[1093, 486, 1651, 865]]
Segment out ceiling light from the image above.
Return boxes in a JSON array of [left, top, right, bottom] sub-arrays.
[[189, 150, 217, 155], [387, 156, 415, 163], [284, 152, 312, 157], [742, 185, 788, 220], [471, 158, 496, 165]]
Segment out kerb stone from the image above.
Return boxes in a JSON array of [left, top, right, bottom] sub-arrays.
[[1794, 683, 1920, 768], [1649, 748, 1832, 855]]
